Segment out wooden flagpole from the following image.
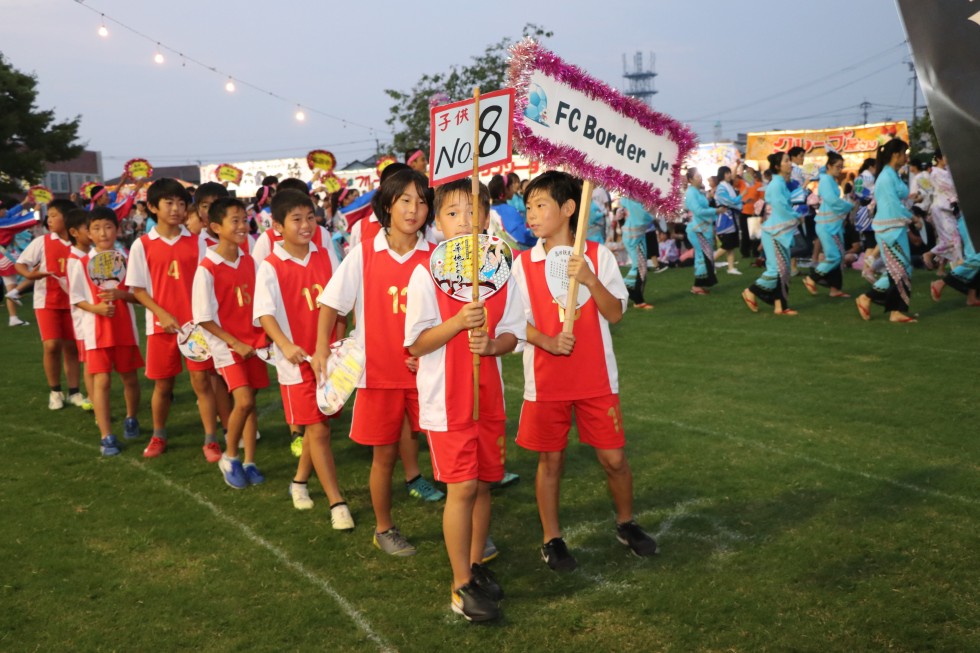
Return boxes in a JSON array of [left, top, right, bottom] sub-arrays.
[[562, 179, 593, 332], [471, 87, 482, 420]]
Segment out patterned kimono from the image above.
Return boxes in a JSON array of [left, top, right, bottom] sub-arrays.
[[809, 173, 854, 290], [619, 197, 653, 303], [928, 166, 962, 264], [684, 186, 718, 289], [866, 166, 914, 313], [749, 175, 798, 306]]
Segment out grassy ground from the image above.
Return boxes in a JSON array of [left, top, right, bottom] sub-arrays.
[[1, 264, 978, 652]]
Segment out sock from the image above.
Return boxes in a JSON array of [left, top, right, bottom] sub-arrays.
[[204, 433, 217, 444], [291, 479, 307, 486], [290, 431, 303, 441], [223, 453, 238, 461], [153, 428, 168, 441], [68, 387, 80, 396], [243, 462, 255, 468], [405, 474, 421, 486], [50, 385, 62, 393], [329, 501, 347, 510]]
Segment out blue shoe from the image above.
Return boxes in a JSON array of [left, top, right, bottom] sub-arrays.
[[243, 464, 265, 486], [100, 435, 121, 457], [406, 475, 445, 502], [123, 417, 141, 440], [219, 455, 248, 490]]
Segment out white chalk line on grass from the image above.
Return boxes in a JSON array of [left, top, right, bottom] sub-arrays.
[[642, 417, 980, 508], [29, 426, 397, 653]]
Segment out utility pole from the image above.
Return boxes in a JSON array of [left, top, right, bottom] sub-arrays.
[[907, 60, 919, 123], [859, 100, 872, 125]]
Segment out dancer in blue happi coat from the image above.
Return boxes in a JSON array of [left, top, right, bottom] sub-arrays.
[[684, 168, 724, 295], [930, 251, 980, 306], [619, 196, 655, 309], [713, 166, 744, 275], [855, 139, 921, 323], [742, 152, 800, 315], [803, 152, 854, 298]]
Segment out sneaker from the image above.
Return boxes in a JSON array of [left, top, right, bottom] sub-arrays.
[[80, 398, 93, 411], [616, 520, 659, 557], [143, 436, 167, 458], [243, 464, 265, 485], [373, 526, 416, 556], [330, 502, 355, 531], [290, 433, 304, 458], [482, 535, 499, 563], [123, 417, 140, 440], [490, 471, 520, 490], [67, 392, 89, 408], [406, 476, 445, 502], [100, 435, 121, 457], [255, 429, 262, 441], [6, 288, 21, 304], [202, 441, 222, 463], [654, 263, 670, 274], [8, 317, 29, 326], [726, 267, 743, 275], [541, 537, 577, 571], [289, 482, 314, 510], [451, 583, 500, 622], [715, 261, 728, 268], [48, 391, 65, 410], [471, 563, 504, 601], [218, 455, 248, 490]]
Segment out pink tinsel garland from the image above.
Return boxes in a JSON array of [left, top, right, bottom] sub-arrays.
[[507, 38, 697, 215]]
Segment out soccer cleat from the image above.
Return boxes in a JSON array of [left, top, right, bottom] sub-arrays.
[[290, 433, 304, 458], [289, 482, 314, 510], [100, 435, 121, 457], [143, 436, 167, 458], [616, 520, 659, 557], [202, 441, 222, 463], [123, 417, 140, 440], [48, 391, 65, 410], [67, 392, 89, 409], [406, 476, 445, 502], [541, 537, 577, 571], [373, 526, 416, 556], [218, 455, 248, 490], [470, 563, 503, 601], [482, 535, 499, 563], [330, 502, 355, 531], [451, 583, 500, 622], [243, 464, 265, 486]]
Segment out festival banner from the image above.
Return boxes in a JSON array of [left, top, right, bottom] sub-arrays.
[[507, 39, 695, 215], [746, 122, 908, 169], [124, 158, 154, 180], [428, 89, 515, 186], [897, 0, 980, 242], [214, 163, 244, 185], [307, 150, 336, 173]]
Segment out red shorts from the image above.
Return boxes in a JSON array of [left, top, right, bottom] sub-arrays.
[[516, 394, 626, 452], [349, 387, 420, 446], [76, 339, 86, 363], [86, 345, 145, 375], [145, 332, 214, 379], [280, 366, 327, 426], [427, 418, 506, 484], [217, 355, 270, 392], [35, 308, 74, 341]]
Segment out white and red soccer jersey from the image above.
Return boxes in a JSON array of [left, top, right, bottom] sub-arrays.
[[318, 229, 430, 389], [16, 233, 72, 309], [66, 245, 90, 340], [253, 241, 339, 385], [199, 231, 254, 256], [251, 225, 329, 263], [192, 248, 266, 369], [69, 248, 139, 351], [347, 214, 380, 251], [125, 226, 203, 335], [511, 240, 627, 402], [405, 269, 525, 432]]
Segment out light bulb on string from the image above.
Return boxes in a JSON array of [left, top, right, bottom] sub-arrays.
[[225, 78, 236, 93], [295, 107, 306, 122], [98, 15, 108, 37], [154, 44, 164, 64]]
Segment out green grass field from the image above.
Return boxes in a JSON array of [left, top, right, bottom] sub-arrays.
[[1, 265, 978, 652]]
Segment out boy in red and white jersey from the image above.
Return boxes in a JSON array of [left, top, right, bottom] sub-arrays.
[[64, 208, 96, 412], [193, 198, 269, 490], [403, 178, 524, 622], [253, 189, 353, 531], [193, 183, 254, 254], [511, 171, 657, 571], [68, 207, 143, 456], [250, 178, 330, 263], [15, 199, 84, 410], [311, 168, 433, 558], [125, 178, 220, 460]]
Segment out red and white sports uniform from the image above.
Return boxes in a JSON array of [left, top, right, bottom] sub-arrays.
[[126, 226, 210, 378], [404, 266, 525, 483], [319, 229, 430, 445], [347, 214, 381, 251], [17, 233, 73, 340], [251, 225, 329, 264], [66, 246, 90, 362], [253, 241, 339, 425], [511, 240, 629, 452], [68, 248, 144, 375], [199, 231, 254, 256]]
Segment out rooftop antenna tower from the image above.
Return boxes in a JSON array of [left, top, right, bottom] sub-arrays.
[[622, 51, 657, 106]]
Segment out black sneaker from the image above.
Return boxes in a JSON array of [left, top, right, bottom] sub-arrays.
[[451, 582, 500, 622], [616, 520, 659, 557], [471, 563, 503, 601], [541, 537, 577, 571]]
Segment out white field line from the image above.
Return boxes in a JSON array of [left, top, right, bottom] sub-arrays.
[[30, 426, 397, 653], [643, 417, 980, 508]]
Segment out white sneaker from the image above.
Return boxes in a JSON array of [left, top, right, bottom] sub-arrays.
[[290, 482, 314, 510], [8, 317, 28, 327], [726, 268, 743, 275], [255, 429, 262, 441], [715, 261, 728, 268], [67, 392, 88, 408], [48, 391, 65, 410], [330, 502, 355, 531], [6, 289, 21, 305]]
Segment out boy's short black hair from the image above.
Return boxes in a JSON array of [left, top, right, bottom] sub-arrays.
[[277, 177, 310, 195], [380, 162, 410, 185], [194, 182, 229, 206], [524, 170, 582, 230], [47, 198, 76, 218], [147, 178, 191, 207], [208, 197, 247, 226], [88, 206, 119, 228], [371, 168, 431, 231], [65, 208, 91, 245], [433, 178, 490, 216], [271, 189, 315, 225], [787, 146, 806, 159], [261, 175, 279, 187]]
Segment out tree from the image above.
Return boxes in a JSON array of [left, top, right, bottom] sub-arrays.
[[0, 52, 84, 196], [383, 24, 552, 155], [908, 110, 938, 158]]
